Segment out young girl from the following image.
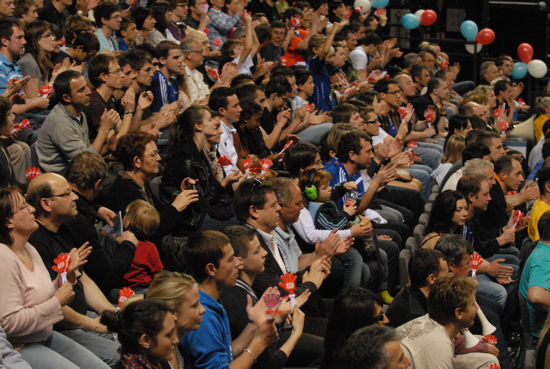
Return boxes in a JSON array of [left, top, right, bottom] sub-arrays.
[[121, 199, 164, 292], [102, 299, 179, 369]]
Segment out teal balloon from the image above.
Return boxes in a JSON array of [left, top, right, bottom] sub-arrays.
[[371, 0, 389, 8], [401, 13, 420, 30], [460, 20, 478, 42], [512, 62, 528, 79]]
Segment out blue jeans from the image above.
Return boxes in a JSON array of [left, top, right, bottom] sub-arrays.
[[408, 165, 432, 201], [414, 143, 442, 170], [477, 254, 520, 309], [336, 247, 369, 288], [296, 123, 333, 146], [19, 331, 111, 369], [60, 325, 120, 368]]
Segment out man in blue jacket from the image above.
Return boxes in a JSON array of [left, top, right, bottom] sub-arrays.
[[181, 230, 278, 369]]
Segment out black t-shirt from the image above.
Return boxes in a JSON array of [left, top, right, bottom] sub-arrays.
[[29, 224, 88, 315], [260, 43, 284, 62]]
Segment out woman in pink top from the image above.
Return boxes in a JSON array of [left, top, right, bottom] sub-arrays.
[[0, 186, 111, 369]]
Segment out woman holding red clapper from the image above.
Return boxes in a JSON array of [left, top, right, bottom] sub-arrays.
[[0, 186, 111, 369]]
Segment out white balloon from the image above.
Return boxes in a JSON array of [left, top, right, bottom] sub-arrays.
[[354, 0, 372, 13], [465, 43, 482, 54], [528, 59, 548, 78], [414, 9, 424, 19]]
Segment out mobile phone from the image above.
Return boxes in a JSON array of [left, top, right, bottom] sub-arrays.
[[113, 211, 123, 237]]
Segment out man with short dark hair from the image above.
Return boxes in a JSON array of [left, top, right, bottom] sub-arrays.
[[496, 55, 514, 78], [185, 0, 208, 30], [0, 18, 49, 117], [209, 86, 242, 174], [520, 211, 550, 337], [477, 155, 537, 250], [84, 54, 126, 141], [151, 41, 183, 113], [94, 2, 122, 53], [386, 248, 448, 327], [348, 32, 382, 82], [410, 63, 430, 95], [260, 20, 287, 62], [396, 273, 498, 369], [35, 70, 119, 173], [181, 230, 278, 369]]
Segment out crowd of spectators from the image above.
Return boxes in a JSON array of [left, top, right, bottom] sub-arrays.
[[3, 0, 550, 368]]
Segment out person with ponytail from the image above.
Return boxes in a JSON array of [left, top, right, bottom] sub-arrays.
[[101, 299, 179, 369]]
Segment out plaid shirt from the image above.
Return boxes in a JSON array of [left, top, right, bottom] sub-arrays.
[[206, 8, 241, 50]]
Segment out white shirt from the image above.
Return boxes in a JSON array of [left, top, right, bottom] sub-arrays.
[[184, 65, 210, 104], [256, 228, 287, 273], [217, 120, 239, 175], [371, 127, 389, 147]]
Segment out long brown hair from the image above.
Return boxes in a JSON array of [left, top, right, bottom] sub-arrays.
[[24, 20, 54, 82]]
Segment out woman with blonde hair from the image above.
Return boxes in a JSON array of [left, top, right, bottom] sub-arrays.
[[433, 135, 466, 186], [534, 96, 550, 142], [146, 271, 205, 369]]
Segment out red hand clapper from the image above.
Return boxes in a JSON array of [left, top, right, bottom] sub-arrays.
[[118, 287, 135, 309], [52, 253, 71, 283]]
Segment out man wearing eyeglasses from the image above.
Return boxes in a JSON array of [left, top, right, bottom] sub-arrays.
[[27, 172, 126, 368], [94, 2, 122, 54]]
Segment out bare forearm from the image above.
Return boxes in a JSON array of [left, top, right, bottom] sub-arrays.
[[357, 180, 380, 214], [81, 273, 115, 314], [279, 330, 301, 358], [229, 336, 268, 369], [232, 323, 256, 356], [116, 113, 134, 139], [91, 127, 110, 153]]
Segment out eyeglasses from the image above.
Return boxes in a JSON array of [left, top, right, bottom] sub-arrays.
[[387, 90, 402, 95], [48, 191, 73, 199], [152, 62, 160, 67], [146, 150, 160, 159], [13, 201, 32, 214], [364, 120, 377, 124], [189, 49, 203, 54]]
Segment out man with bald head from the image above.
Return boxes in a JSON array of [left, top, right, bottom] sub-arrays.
[[27, 172, 120, 368], [394, 73, 416, 102]]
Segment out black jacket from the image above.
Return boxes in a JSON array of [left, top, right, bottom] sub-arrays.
[[161, 137, 232, 233], [63, 192, 136, 293]]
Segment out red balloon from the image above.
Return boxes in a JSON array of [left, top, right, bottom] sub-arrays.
[[420, 9, 437, 26], [517, 43, 534, 63], [476, 28, 495, 45]]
